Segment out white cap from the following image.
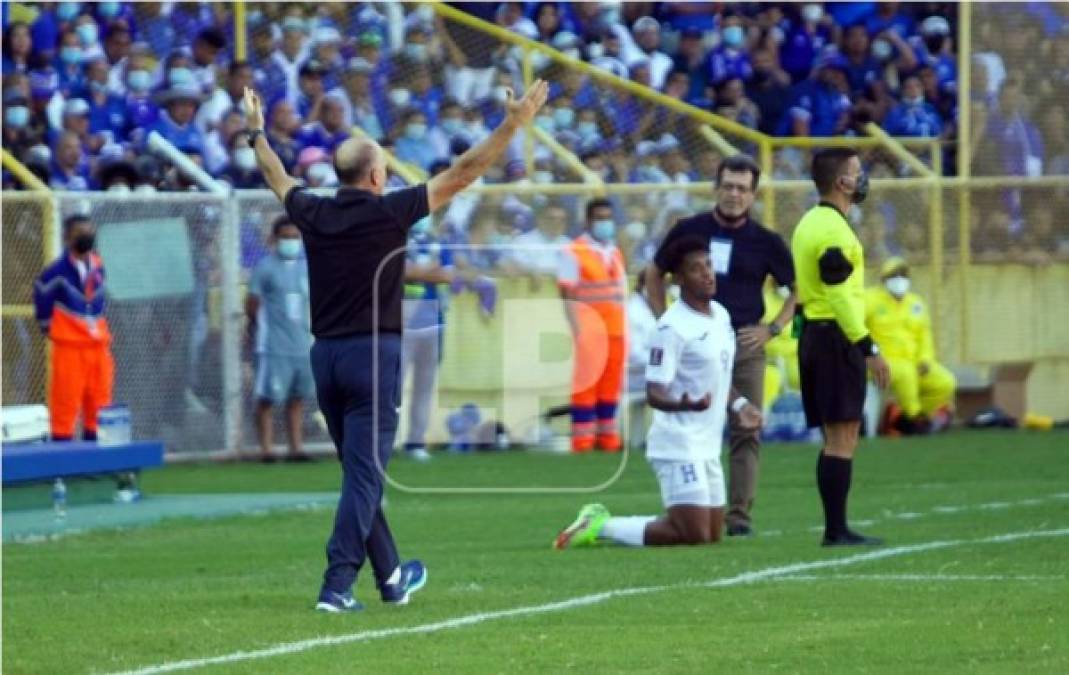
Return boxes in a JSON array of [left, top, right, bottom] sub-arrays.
[[920, 16, 950, 36], [633, 16, 660, 33], [314, 26, 342, 45], [63, 98, 90, 116]]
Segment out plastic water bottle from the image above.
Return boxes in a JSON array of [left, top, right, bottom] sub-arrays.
[[52, 478, 67, 519]]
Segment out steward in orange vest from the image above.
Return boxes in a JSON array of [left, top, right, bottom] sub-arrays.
[[33, 214, 114, 440], [557, 199, 628, 452]]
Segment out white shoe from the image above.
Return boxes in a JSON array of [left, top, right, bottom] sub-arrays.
[[406, 446, 431, 462]]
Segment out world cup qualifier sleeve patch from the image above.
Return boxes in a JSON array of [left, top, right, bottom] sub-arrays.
[[649, 347, 663, 366]]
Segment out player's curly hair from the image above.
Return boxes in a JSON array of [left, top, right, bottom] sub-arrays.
[[662, 236, 709, 275]]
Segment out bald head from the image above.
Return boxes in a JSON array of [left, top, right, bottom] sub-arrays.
[[334, 138, 386, 192]]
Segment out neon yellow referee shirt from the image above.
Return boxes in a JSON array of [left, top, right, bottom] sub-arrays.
[[790, 202, 870, 343]]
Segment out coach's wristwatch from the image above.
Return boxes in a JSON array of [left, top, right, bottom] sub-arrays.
[[244, 128, 264, 146]]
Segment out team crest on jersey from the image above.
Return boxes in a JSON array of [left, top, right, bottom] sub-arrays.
[[911, 303, 923, 316], [649, 347, 663, 366]]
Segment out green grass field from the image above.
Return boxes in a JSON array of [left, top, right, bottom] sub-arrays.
[[4, 430, 1069, 674]]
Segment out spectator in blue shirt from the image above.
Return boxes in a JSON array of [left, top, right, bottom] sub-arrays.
[[123, 66, 158, 144], [148, 84, 205, 154], [309, 26, 345, 93], [672, 27, 710, 103], [408, 65, 444, 127], [137, 1, 177, 57], [295, 93, 350, 152], [294, 59, 326, 121], [55, 29, 86, 97], [50, 130, 92, 190], [909, 16, 956, 91], [265, 98, 304, 173], [864, 2, 917, 40], [747, 47, 793, 135], [884, 75, 943, 137], [986, 76, 1045, 177], [841, 24, 882, 96], [705, 14, 753, 88], [3, 22, 33, 76], [394, 108, 438, 169], [779, 54, 853, 136], [780, 3, 837, 83], [81, 58, 126, 143]]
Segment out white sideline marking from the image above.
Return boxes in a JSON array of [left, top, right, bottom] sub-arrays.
[[108, 527, 1069, 675], [772, 574, 1063, 582], [788, 491, 1068, 537]]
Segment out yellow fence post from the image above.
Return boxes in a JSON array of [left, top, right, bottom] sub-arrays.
[[929, 142, 943, 339], [233, 0, 247, 62], [759, 139, 776, 229], [957, 0, 973, 364]]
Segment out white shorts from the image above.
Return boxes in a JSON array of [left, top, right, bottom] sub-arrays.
[[649, 458, 726, 509]]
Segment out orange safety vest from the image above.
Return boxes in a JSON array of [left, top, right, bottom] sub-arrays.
[[561, 235, 627, 337]]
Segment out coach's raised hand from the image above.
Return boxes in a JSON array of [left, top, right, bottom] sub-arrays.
[[504, 79, 550, 127], [243, 87, 265, 132], [426, 79, 550, 212]]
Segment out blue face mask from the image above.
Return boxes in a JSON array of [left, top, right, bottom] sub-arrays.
[[168, 67, 194, 86], [5, 106, 30, 128], [553, 107, 575, 128], [591, 219, 616, 242], [723, 25, 745, 48], [90, 80, 108, 94], [76, 22, 99, 46], [57, 2, 80, 21], [277, 238, 302, 259], [98, 2, 121, 18], [127, 69, 152, 91], [534, 115, 555, 132], [405, 122, 427, 140], [60, 46, 82, 65], [577, 121, 598, 138], [440, 118, 462, 136]]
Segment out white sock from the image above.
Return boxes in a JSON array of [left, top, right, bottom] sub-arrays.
[[386, 566, 401, 585], [599, 516, 654, 547]]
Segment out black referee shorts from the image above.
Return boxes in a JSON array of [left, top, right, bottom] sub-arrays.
[[798, 320, 866, 428]]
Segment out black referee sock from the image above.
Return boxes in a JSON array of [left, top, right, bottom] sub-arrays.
[[816, 452, 852, 538]]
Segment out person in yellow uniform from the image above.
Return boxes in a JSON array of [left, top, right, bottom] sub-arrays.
[[865, 257, 956, 434], [791, 148, 889, 547], [760, 280, 800, 408]]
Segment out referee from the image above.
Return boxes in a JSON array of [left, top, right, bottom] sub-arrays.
[[791, 148, 890, 547], [644, 155, 796, 537], [242, 82, 549, 611]]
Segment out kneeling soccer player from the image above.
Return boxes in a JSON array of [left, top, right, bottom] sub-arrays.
[[554, 238, 762, 548]]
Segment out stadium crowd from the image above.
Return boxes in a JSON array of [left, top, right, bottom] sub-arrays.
[[2, 1, 1067, 264]]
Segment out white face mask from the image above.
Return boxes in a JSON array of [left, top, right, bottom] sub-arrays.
[[107, 183, 130, 194], [885, 275, 910, 297], [234, 147, 257, 171]]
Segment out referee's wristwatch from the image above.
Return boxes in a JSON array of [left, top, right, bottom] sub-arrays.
[[767, 322, 782, 337], [856, 335, 880, 357]]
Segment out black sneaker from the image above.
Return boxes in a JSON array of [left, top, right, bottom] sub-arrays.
[[822, 530, 884, 547], [727, 523, 753, 537]]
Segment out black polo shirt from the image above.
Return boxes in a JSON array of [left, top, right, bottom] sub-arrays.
[[653, 212, 795, 330], [284, 184, 428, 338]]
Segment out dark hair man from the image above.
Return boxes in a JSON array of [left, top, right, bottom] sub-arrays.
[[643, 154, 796, 537], [241, 80, 549, 612], [791, 147, 890, 547]]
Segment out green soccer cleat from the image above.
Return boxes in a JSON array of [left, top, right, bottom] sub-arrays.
[[553, 503, 610, 550]]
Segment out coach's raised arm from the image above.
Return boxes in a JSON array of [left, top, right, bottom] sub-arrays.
[[242, 82, 548, 211], [237, 82, 548, 613]]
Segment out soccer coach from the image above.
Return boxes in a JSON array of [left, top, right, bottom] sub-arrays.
[[791, 148, 889, 547], [241, 82, 549, 611], [644, 155, 796, 537]]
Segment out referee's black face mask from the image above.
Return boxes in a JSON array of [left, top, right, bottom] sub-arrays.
[[847, 172, 870, 205]]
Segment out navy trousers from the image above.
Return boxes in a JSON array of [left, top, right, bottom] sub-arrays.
[[310, 333, 402, 596]]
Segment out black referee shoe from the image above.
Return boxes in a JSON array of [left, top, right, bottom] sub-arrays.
[[821, 530, 884, 547]]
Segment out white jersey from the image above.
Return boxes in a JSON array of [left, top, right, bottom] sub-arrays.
[[645, 299, 735, 462]]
